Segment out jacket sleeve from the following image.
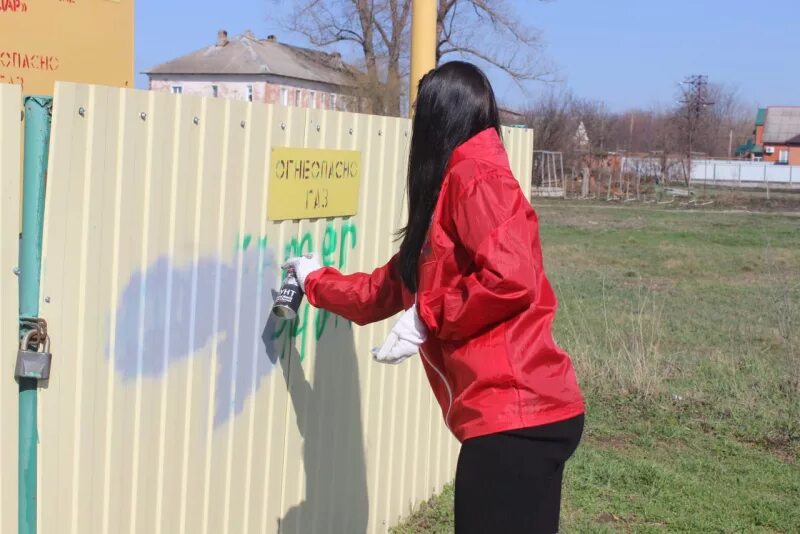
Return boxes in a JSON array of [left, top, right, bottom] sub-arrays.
[[417, 169, 536, 340], [304, 254, 405, 326]]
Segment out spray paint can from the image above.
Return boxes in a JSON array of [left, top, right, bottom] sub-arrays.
[[272, 268, 304, 320]]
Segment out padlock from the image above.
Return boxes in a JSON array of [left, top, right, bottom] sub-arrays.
[[14, 330, 52, 380]]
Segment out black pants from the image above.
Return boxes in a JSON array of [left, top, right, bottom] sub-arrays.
[[454, 415, 584, 534]]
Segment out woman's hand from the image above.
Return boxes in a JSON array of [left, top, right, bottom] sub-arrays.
[[372, 305, 428, 365], [281, 254, 322, 292]]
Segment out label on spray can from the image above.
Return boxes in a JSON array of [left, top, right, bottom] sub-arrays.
[[272, 268, 305, 320]]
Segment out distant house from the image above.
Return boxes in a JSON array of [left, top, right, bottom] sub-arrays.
[[145, 30, 361, 111], [737, 107, 800, 165]]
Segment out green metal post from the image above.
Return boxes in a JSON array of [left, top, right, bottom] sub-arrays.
[[18, 96, 52, 534]]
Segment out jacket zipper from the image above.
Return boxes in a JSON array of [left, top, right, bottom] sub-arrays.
[[419, 346, 453, 430]]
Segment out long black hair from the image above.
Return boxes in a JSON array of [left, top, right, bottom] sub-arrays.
[[398, 61, 500, 292]]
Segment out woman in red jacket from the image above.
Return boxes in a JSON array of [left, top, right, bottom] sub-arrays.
[[283, 61, 584, 534]]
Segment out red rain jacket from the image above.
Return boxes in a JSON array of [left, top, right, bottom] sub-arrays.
[[306, 128, 584, 442]]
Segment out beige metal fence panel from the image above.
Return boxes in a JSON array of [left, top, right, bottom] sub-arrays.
[[278, 107, 369, 534], [353, 114, 401, 534], [0, 83, 21, 534], [38, 82, 534, 534], [38, 83, 297, 534], [273, 108, 452, 534], [502, 125, 534, 199], [226, 97, 300, 534]]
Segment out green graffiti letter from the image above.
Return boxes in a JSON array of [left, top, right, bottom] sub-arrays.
[[339, 221, 357, 270], [322, 224, 337, 267]]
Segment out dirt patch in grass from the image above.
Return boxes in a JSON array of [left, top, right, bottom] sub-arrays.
[[594, 511, 628, 524], [585, 433, 634, 451], [663, 258, 685, 271], [739, 434, 798, 465]]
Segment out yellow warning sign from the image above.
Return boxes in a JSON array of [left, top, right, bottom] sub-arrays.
[[0, 0, 133, 95], [268, 147, 362, 221]]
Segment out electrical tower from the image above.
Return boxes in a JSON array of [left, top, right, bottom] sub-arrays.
[[679, 74, 714, 187]]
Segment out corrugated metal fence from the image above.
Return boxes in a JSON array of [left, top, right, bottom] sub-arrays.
[[503, 126, 534, 199], [7, 81, 532, 534], [0, 83, 21, 534]]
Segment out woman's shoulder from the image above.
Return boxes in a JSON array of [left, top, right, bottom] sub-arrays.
[[446, 157, 517, 195]]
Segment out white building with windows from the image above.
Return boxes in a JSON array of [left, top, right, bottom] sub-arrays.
[[145, 30, 360, 111]]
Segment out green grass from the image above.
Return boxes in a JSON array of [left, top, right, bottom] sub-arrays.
[[393, 200, 800, 533]]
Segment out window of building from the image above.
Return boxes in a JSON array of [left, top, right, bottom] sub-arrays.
[[295, 89, 302, 106], [171, 85, 183, 95], [330, 93, 337, 110], [280, 88, 289, 106], [247, 85, 254, 102], [211, 85, 219, 98], [779, 149, 789, 164], [309, 91, 317, 109]]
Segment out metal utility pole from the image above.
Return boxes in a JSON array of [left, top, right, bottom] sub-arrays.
[[679, 74, 714, 188], [628, 114, 635, 152], [728, 128, 734, 159], [19, 95, 53, 534], [409, 0, 437, 116]]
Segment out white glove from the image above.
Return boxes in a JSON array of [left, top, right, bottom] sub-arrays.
[[281, 253, 322, 292], [372, 305, 428, 365]]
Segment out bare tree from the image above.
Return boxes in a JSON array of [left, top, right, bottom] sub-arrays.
[[574, 99, 615, 151], [523, 90, 618, 195], [436, 0, 553, 88], [280, 0, 550, 116], [674, 75, 714, 186], [694, 84, 753, 158], [280, 0, 410, 116], [661, 77, 754, 185], [523, 90, 579, 155]]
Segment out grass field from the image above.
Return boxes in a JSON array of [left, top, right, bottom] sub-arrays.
[[392, 199, 800, 533]]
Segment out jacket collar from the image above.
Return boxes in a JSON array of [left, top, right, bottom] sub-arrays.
[[446, 127, 509, 173]]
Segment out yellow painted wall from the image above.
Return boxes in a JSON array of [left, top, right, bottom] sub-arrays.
[[36, 82, 533, 533], [0, 0, 133, 95], [0, 82, 22, 534]]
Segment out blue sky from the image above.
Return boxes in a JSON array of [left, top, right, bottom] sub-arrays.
[[136, 0, 798, 112]]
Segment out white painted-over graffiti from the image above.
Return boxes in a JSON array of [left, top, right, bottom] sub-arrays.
[[110, 247, 282, 427]]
